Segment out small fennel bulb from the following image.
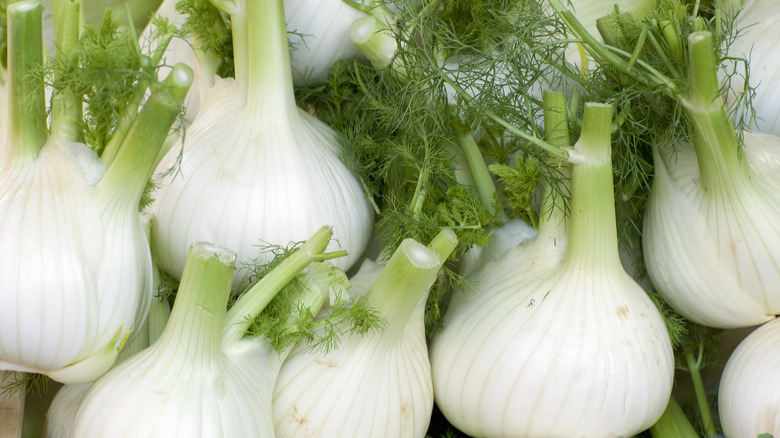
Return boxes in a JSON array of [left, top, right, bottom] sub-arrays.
[[429, 102, 674, 437], [718, 318, 780, 438], [150, 0, 374, 286], [642, 32, 780, 328], [71, 227, 347, 437], [273, 228, 458, 438], [0, 1, 192, 384]]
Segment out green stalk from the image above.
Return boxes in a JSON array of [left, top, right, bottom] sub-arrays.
[[562, 102, 620, 271], [236, 0, 298, 119], [222, 226, 342, 343], [547, 0, 678, 99], [685, 347, 716, 437], [49, 0, 81, 143], [95, 63, 192, 209], [649, 395, 700, 438], [154, 242, 236, 363], [457, 133, 498, 216], [5, 0, 47, 162], [538, 91, 571, 241], [366, 228, 458, 338], [682, 31, 748, 195]]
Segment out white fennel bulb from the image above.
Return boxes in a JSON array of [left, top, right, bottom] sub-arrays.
[[72, 227, 344, 437], [642, 32, 780, 329], [273, 229, 458, 438], [718, 318, 780, 438], [150, 0, 373, 286], [43, 272, 172, 438], [0, 2, 191, 384], [430, 102, 674, 437], [286, 0, 369, 86]]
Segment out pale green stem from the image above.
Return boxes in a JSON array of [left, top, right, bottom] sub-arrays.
[[6, 1, 47, 163], [154, 242, 236, 362], [222, 226, 338, 343], [457, 133, 497, 216], [685, 347, 716, 437], [100, 30, 176, 166], [95, 64, 192, 210], [234, 0, 298, 119], [682, 31, 749, 195], [562, 103, 620, 272], [649, 395, 700, 438], [49, 0, 81, 143], [547, 0, 678, 99], [538, 91, 571, 241], [366, 229, 458, 338]]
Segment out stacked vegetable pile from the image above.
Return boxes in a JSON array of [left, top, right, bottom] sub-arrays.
[[0, 0, 779, 437]]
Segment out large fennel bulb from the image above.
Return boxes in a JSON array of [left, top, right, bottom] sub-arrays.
[[642, 33, 780, 328], [0, 2, 191, 384], [72, 227, 342, 437], [150, 0, 373, 286], [718, 318, 780, 438], [286, 0, 369, 86], [430, 103, 674, 437], [273, 229, 458, 438]]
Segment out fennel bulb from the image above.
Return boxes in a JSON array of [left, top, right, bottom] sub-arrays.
[[150, 0, 373, 286], [286, 0, 369, 86], [273, 229, 458, 438], [718, 318, 780, 438], [429, 103, 674, 437], [71, 227, 344, 437], [642, 33, 780, 329], [0, 1, 191, 384]]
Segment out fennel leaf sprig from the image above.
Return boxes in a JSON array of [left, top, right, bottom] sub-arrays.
[[38, 8, 185, 159], [232, 237, 383, 356], [296, 0, 579, 336]]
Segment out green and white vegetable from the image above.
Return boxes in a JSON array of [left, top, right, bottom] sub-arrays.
[[430, 101, 674, 437], [640, 33, 780, 328], [70, 227, 345, 437], [718, 318, 780, 438], [551, 0, 780, 329], [0, 0, 191, 384], [273, 228, 457, 438], [150, 0, 374, 286]]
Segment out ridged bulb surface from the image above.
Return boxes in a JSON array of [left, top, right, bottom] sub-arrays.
[[72, 338, 277, 437], [719, 317, 780, 438], [150, 78, 373, 285], [0, 140, 152, 381], [430, 235, 674, 437], [273, 262, 433, 437], [643, 134, 780, 328], [43, 383, 92, 438]]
